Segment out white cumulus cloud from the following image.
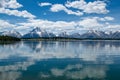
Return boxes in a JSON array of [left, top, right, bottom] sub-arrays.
[[65, 0, 109, 14], [0, 19, 15, 28], [0, 8, 36, 19], [15, 16, 117, 34], [0, 0, 36, 19], [49, 0, 109, 16], [50, 4, 83, 16], [0, 0, 22, 9], [78, 17, 104, 30], [39, 2, 52, 7]]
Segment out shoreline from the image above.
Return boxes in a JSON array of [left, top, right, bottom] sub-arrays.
[[1, 36, 120, 41], [21, 37, 120, 41]]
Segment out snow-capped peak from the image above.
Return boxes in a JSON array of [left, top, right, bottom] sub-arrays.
[[31, 27, 42, 32], [22, 27, 50, 38]]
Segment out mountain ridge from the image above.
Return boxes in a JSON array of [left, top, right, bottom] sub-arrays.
[[1, 27, 120, 39]]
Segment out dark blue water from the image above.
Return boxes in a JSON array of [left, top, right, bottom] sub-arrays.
[[0, 40, 120, 80]]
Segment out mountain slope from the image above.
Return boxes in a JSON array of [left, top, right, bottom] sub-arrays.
[[58, 31, 69, 38], [0, 30, 22, 38], [80, 30, 101, 38], [69, 33, 81, 38], [22, 27, 49, 38], [111, 31, 120, 39]]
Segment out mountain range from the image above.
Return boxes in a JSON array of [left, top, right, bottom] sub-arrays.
[[0, 27, 120, 39]]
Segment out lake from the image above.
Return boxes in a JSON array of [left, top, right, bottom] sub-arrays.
[[0, 40, 120, 80]]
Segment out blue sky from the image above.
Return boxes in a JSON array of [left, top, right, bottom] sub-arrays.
[[0, 0, 120, 34]]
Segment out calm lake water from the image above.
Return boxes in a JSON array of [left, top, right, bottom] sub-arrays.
[[0, 40, 120, 80]]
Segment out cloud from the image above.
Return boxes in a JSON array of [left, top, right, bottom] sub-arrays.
[[0, 0, 118, 34], [48, 0, 109, 16], [18, 19, 77, 29], [16, 19, 77, 34], [0, 19, 16, 29], [100, 16, 114, 21], [39, 2, 52, 7], [0, 58, 35, 80], [65, 0, 86, 10], [51, 64, 108, 79], [0, 0, 22, 9], [0, 72, 21, 80], [0, 16, 115, 35], [15, 16, 116, 34], [50, 4, 83, 16], [65, 0, 109, 14], [77, 16, 114, 30], [0, 0, 36, 19], [50, 4, 66, 12], [104, 24, 120, 31], [0, 8, 36, 19], [78, 17, 103, 29], [83, 1, 109, 14]]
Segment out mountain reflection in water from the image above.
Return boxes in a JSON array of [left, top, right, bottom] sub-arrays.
[[0, 40, 120, 80]]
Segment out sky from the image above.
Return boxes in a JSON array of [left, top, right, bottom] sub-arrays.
[[0, 0, 120, 34]]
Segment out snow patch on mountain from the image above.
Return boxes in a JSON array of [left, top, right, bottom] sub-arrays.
[[0, 30, 22, 38]]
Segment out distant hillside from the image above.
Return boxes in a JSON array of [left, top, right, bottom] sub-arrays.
[[0, 36, 21, 41]]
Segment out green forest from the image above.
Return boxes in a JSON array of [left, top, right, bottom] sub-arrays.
[[0, 36, 21, 41]]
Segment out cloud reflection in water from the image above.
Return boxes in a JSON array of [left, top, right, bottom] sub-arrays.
[[0, 41, 120, 80]]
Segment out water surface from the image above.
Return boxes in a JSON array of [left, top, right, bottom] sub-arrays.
[[0, 40, 120, 80]]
